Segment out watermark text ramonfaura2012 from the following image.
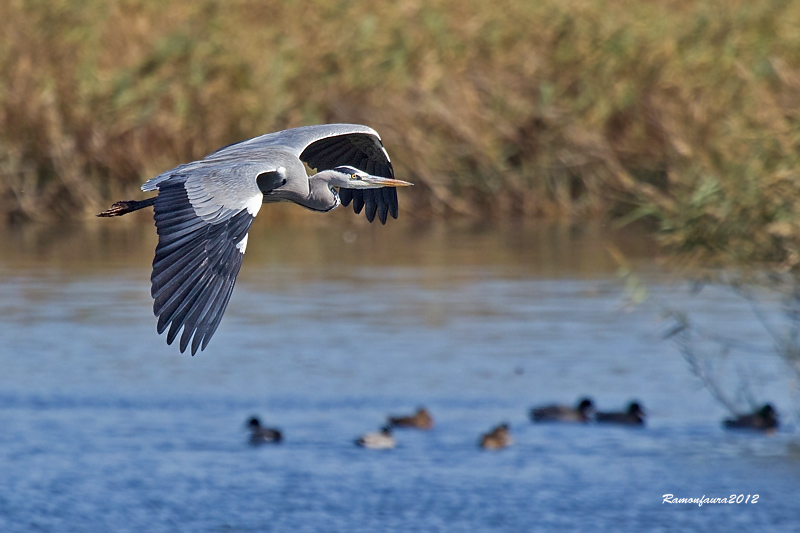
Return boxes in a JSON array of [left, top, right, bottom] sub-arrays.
[[662, 494, 759, 507]]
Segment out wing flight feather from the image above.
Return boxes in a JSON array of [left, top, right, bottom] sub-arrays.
[[151, 177, 255, 354]]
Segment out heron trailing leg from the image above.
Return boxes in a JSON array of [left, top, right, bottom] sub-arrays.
[[97, 197, 156, 217]]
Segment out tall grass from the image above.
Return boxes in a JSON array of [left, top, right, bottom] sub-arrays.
[[2, 0, 800, 268]]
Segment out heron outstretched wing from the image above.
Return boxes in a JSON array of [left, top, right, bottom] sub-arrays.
[[148, 167, 283, 355]]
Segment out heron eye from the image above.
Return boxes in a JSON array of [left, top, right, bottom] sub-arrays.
[[350, 173, 358, 180]]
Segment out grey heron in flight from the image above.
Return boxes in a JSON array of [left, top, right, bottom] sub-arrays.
[[98, 123, 412, 355]]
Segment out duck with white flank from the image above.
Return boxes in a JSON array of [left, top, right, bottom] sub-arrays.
[[356, 427, 396, 450]]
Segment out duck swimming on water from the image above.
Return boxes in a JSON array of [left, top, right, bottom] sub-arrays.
[[387, 407, 434, 429], [595, 401, 646, 426], [530, 397, 594, 423], [723, 404, 779, 433], [479, 423, 514, 450], [246, 416, 283, 445], [356, 427, 396, 450]]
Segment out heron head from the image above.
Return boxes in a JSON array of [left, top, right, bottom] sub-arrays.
[[328, 166, 413, 189]]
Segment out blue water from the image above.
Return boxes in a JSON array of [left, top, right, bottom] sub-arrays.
[[0, 223, 798, 531]]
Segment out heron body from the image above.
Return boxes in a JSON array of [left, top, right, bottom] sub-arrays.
[[530, 397, 594, 423], [99, 124, 412, 355]]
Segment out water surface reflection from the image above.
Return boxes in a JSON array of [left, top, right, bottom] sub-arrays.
[[0, 217, 658, 275], [0, 220, 796, 532]]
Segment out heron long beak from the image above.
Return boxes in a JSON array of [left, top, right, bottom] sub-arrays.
[[362, 175, 414, 187]]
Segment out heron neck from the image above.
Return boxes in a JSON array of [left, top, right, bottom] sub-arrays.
[[293, 176, 340, 212]]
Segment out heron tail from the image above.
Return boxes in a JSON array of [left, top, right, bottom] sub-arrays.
[[97, 197, 156, 217]]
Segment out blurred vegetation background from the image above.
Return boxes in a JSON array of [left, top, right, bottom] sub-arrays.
[[2, 0, 800, 271]]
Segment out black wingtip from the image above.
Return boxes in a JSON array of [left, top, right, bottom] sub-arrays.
[[352, 193, 365, 214]]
